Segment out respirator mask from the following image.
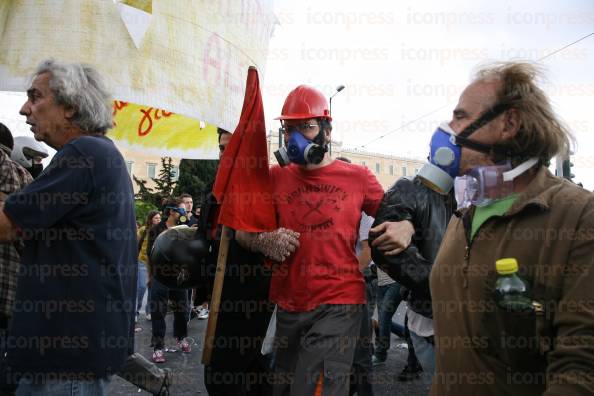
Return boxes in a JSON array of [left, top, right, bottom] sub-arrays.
[[416, 123, 462, 194], [274, 123, 327, 167], [416, 100, 518, 194], [166, 206, 188, 225], [454, 157, 538, 208]]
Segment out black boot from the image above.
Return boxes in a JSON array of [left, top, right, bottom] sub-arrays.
[[397, 364, 422, 382]]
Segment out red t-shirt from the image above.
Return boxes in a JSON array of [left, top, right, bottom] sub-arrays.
[[269, 160, 384, 312]]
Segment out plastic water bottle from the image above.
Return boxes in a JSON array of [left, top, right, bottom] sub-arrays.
[[494, 258, 533, 312]]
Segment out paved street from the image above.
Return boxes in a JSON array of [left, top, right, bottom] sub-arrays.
[[110, 304, 430, 395]]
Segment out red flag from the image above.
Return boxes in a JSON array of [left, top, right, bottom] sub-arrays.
[[212, 66, 277, 232]]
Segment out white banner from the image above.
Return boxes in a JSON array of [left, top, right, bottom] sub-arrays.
[[0, 0, 276, 133]]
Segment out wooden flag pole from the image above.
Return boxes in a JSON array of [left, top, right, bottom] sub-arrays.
[[201, 225, 231, 365]]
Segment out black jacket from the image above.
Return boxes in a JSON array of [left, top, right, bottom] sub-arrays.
[[196, 192, 274, 367], [370, 177, 455, 318]]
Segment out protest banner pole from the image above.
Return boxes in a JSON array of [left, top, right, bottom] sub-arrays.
[[202, 66, 276, 364], [201, 225, 230, 365]]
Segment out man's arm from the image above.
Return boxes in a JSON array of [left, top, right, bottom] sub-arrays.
[[366, 176, 417, 256], [369, 178, 433, 291], [235, 228, 300, 262], [370, 220, 414, 256]]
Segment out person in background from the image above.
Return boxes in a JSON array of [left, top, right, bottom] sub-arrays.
[[147, 198, 192, 364], [193, 205, 201, 224], [179, 193, 198, 227], [373, 267, 422, 382], [178, 193, 202, 324], [200, 127, 276, 395], [137, 210, 161, 323], [0, 123, 33, 396], [10, 135, 48, 179], [192, 129, 233, 322]]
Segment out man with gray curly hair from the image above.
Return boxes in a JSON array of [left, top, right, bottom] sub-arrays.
[[20, 59, 114, 147], [428, 62, 594, 395], [0, 59, 137, 395]]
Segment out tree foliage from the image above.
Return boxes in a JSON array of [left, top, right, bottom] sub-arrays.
[[153, 157, 177, 200], [133, 175, 157, 205], [133, 156, 178, 207], [173, 159, 219, 205], [134, 200, 158, 224], [132, 156, 217, 207]]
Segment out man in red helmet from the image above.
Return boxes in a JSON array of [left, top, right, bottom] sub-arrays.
[[236, 85, 401, 395]]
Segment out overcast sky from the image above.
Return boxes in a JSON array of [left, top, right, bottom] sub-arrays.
[[261, 0, 594, 188], [1, 0, 593, 188]]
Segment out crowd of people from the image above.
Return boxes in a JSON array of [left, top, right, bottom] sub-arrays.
[[0, 57, 592, 396]]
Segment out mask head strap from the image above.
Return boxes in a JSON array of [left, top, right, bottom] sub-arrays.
[[454, 97, 520, 157], [312, 128, 328, 150], [502, 157, 539, 182], [452, 135, 495, 154], [458, 101, 515, 139]]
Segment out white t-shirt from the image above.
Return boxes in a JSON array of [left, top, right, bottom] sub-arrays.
[[356, 212, 375, 259], [357, 213, 396, 286], [407, 309, 434, 337], [377, 267, 395, 287]]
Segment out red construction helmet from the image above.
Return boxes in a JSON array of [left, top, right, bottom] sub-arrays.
[[276, 85, 332, 121]]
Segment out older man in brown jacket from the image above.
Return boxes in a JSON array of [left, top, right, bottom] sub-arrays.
[[428, 62, 594, 395]]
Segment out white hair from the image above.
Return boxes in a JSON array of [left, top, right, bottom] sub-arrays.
[[35, 59, 113, 134]]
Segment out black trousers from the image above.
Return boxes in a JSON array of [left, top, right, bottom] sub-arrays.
[[204, 308, 274, 396], [149, 279, 190, 349]]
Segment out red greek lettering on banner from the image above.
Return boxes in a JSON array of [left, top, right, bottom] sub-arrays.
[[112, 101, 129, 116], [138, 107, 174, 136]]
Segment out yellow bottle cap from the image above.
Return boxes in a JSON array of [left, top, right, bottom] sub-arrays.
[[496, 258, 518, 275]]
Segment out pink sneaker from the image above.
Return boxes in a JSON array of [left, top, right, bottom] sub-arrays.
[[152, 349, 166, 363], [177, 338, 191, 353]]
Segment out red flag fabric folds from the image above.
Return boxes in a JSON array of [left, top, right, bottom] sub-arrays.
[[212, 67, 277, 232]]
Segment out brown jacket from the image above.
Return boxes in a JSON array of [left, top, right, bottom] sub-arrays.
[[430, 167, 594, 396]]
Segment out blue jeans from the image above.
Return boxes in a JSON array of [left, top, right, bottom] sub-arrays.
[[136, 262, 148, 316], [391, 320, 405, 338], [16, 377, 111, 396], [409, 330, 435, 385], [374, 282, 402, 360]]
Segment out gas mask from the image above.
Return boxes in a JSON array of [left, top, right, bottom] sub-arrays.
[[417, 123, 462, 194], [454, 158, 538, 208], [166, 207, 188, 225], [417, 100, 517, 194], [274, 126, 327, 167]]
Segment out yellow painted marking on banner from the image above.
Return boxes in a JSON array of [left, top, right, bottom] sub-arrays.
[[121, 0, 152, 14]]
